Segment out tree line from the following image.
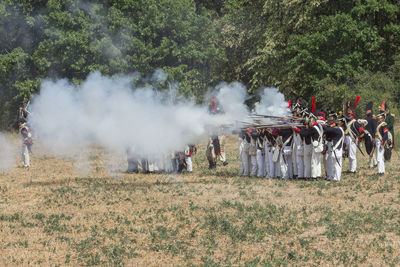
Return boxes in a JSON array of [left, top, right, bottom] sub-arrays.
[[1, 0, 399, 129]]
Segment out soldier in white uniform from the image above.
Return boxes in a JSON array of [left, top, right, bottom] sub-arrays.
[[256, 129, 265, 177], [343, 96, 365, 174], [310, 115, 324, 179], [375, 112, 389, 176], [323, 114, 345, 181], [276, 128, 294, 179], [300, 121, 313, 179], [239, 129, 250, 176], [249, 130, 258, 176], [265, 129, 278, 178], [185, 144, 196, 172], [18, 118, 32, 168]]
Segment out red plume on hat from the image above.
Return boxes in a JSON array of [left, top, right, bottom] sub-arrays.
[[287, 100, 291, 108], [311, 97, 316, 113], [354, 95, 361, 107]]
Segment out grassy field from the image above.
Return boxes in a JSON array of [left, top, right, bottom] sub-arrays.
[[1, 126, 400, 266]]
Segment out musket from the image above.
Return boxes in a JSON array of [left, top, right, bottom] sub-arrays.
[[240, 125, 305, 130], [356, 141, 366, 157], [237, 121, 305, 129], [250, 114, 303, 121]]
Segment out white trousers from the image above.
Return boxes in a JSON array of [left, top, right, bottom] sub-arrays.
[[240, 151, 250, 176], [292, 147, 298, 176], [280, 146, 293, 179], [323, 150, 329, 177], [296, 154, 304, 178], [218, 135, 226, 163], [311, 149, 322, 178], [239, 137, 244, 175], [333, 148, 343, 181], [185, 156, 192, 172], [264, 146, 270, 177], [327, 147, 343, 181], [303, 144, 312, 178], [250, 154, 257, 176], [375, 138, 385, 174], [325, 142, 333, 179], [345, 136, 357, 172], [22, 145, 30, 167], [368, 156, 377, 168], [266, 149, 275, 178], [256, 150, 265, 177]]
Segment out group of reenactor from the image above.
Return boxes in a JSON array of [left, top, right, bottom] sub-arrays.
[[15, 98, 395, 178], [238, 97, 395, 181]]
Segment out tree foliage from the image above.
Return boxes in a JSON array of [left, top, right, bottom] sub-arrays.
[[0, 0, 399, 129]]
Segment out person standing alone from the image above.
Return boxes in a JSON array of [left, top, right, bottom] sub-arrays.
[[18, 118, 32, 168]]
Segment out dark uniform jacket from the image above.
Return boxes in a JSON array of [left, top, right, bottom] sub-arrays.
[[276, 128, 293, 146], [377, 123, 389, 143], [323, 126, 344, 149], [347, 119, 365, 140], [365, 113, 377, 137], [299, 127, 312, 145]]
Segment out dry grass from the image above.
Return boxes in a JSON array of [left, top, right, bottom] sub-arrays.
[[1, 127, 400, 266]]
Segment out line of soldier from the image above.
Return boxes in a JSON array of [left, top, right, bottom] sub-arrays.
[[238, 97, 394, 181], [15, 99, 394, 176]]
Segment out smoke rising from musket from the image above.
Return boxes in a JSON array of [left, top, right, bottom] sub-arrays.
[[255, 87, 290, 117]]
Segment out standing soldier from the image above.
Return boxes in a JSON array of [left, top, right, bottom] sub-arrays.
[[300, 120, 313, 179], [185, 144, 196, 172], [206, 137, 217, 169], [344, 96, 365, 174], [384, 104, 395, 161], [239, 129, 250, 176], [276, 127, 293, 179], [249, 129, 258, 176], [291, 104, 303, 178], [308, 98, 324, 179], [18, 118, 32, 168], [310, 115, 324, 179], [265, 128, 278, 178], [256, 129, 265, 177], [364, 102, 377, 168], [323, 114, 345, 181], [292, 125, 304, 179], [376, 111, 389, 176]]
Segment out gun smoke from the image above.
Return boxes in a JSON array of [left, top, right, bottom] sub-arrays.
[[0, 134, 18, 173], [25, 70, 288, 171]]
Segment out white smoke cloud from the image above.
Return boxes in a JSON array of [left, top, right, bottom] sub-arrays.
[[28, 71, 249, 167], [255, 87, 290, 117], [28, 71, 289, 171], [0, 134, 18, 173]]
